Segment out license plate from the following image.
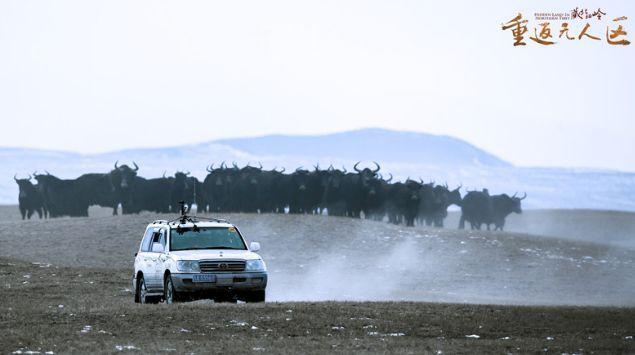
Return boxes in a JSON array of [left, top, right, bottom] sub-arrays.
[[192, 274, 216, 283]]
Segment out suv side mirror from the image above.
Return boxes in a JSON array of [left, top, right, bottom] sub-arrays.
[[249, 242, 261, 252], [152, 242, 165, 253]]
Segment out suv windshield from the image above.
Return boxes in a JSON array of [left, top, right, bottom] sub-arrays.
[[170, 226, 247, 251]]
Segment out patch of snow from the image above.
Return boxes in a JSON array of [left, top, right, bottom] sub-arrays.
[[114, 345, 139, 351], [465, 334, 480, 339], [80, 325, 92, 333]]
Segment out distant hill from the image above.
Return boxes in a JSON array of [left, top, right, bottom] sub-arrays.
[[213, 128, 510, 168]]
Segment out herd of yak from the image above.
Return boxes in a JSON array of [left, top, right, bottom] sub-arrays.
[[14, 161, 526, 230]]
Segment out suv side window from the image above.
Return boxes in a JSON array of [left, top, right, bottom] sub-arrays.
[[150, 228, 166, 252], [140, 228, 154, 252]]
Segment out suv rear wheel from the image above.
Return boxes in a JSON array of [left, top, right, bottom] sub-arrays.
[[137, 275, 159, 304]]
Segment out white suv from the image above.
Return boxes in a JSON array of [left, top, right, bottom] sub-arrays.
[[132, 216, 267, 304]]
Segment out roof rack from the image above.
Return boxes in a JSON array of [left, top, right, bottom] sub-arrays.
[[167, 216, 228, 225], [166, 201, 229, 225]]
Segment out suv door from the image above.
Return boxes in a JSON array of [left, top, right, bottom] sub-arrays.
[[136, 227, 155, 286], [147, 228, 167, 291]]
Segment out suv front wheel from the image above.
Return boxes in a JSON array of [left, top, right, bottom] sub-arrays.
[[244, 290, 265, 303], [164, 274, 180, 304]]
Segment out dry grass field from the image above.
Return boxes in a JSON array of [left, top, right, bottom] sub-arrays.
[[0, 205, 633, 353]]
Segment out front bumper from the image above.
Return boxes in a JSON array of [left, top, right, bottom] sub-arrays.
[[171, 272, 267, 293]]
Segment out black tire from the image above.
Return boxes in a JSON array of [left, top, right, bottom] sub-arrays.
[[164, 274, 180, 304], [214, 296, 237, 303], [137, 275, 149, 304], [244, 290, 265, 303]]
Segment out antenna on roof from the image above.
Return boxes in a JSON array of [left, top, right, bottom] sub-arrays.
[[179, 200, 187, 219]]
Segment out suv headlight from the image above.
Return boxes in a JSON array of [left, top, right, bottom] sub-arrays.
[[176, 260, 200, 273], [245, 259, 267, 272]]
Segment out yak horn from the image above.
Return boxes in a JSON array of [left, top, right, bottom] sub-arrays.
[[372, 161, 380, 173]]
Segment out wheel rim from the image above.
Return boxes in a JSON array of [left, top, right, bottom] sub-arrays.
[[165, 278, 173, 304], [140, 278, 147, 304]]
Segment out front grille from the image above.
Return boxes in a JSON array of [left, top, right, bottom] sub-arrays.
[[199, 260, 246, 273]]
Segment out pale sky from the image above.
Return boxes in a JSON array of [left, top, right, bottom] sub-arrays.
[[1, 1, 633, 171]]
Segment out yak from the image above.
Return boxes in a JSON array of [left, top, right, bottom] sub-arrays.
[[14, 174, 46, 219], [459, 190, 526, 231]]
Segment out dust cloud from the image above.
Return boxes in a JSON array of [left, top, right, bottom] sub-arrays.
[[0, 206, 633, 306]]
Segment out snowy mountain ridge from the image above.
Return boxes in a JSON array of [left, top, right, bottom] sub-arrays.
[[1, 128, 633, 211]]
